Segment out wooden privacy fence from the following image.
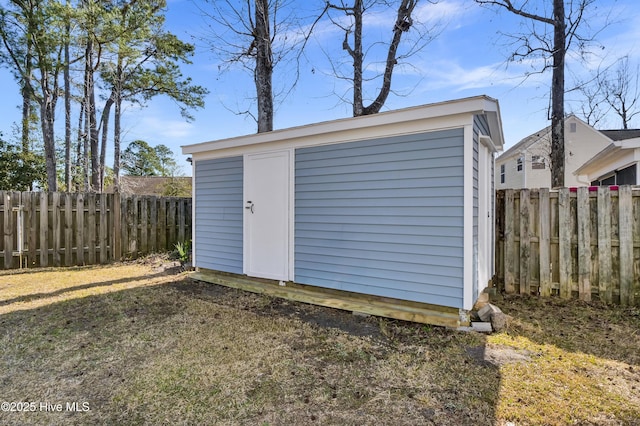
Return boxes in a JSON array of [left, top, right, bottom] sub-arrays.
[[495, 187, 640, 306], [0, 191, 192, 270]]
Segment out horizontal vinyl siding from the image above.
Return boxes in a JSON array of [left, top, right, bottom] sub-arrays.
[[295, 129, 465, 308], [194, 157, 243, 274]]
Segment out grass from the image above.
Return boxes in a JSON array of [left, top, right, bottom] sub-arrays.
[[0, 259, 639, 425]]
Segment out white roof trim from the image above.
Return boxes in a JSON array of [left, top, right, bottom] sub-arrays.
[[182, 96, 503, 155], [575, 136, 640, 175]]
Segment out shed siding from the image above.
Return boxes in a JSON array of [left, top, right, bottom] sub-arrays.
[[295, 129, 465, 308], [194, 157, 243, 274]]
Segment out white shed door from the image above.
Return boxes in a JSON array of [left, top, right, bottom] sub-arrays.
[[244, 151, 290, 281]]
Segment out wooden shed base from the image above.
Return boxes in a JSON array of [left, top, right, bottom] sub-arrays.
[[190, 269, 466, 328]]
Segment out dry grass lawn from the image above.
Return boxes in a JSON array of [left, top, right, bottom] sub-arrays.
[[0, 258, 639, 425]]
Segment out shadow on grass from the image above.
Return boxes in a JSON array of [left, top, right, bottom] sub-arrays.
[[0, 270, 178, 309], [497, 294, 640, 366], [174, 278, 503, 425], [1, 275, 502, 426]]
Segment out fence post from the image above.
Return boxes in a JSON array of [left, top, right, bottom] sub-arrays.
[[100, 193, 108, 264], [150, 196, 157, 253], [619, 186, 633, 306], [539, 188, 551, 297], [39, 192, 48, 267], [3, 191, 12, 269], [25, 192, 37, 267], [504, 189, 515, 294], [52, 192, 61, 266], [76, 193, 85, 265], [519, 189, 531, 295], [558, 188, 572, 299], [64, 193, 73, 266], [577, 187, 591, 302], [113, 193, 122, 261], [140, 196, 148, 254], [597, 187, 612, 303], [87, 193, 96, 264]]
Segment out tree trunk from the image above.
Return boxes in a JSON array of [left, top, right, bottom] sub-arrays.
[[64, 12, 72, 191], [84, 34, 100, 191], [40, 95, 57, 191], [99, 95, 114, 191], [254, 0, 273, 133], [550, 0, 566, 188], [76, 101, 85, 191], [361, 0, 416, 115], [351, 0, 364, 116], [114, 90, 122, 192]]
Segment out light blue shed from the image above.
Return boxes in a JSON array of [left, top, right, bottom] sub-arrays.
[[182, 96, 504, 325]]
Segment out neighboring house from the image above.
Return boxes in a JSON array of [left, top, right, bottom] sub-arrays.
[[105, 176, 192, 197], [495, 115, 611, 189], [574, 130, 640, 185], [182, 96, 504, 324]]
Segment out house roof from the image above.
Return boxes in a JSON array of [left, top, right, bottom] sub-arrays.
[[574, 137, 640, 176], [496, 123, 552, 161], [182, 95, 504, 157], [496, 115, 620, 162], [599, 129, 640, 141]]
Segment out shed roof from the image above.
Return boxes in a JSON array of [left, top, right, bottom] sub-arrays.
[[182, 95, 503, 156]]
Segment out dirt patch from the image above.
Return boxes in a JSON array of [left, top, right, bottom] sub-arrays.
[[172, 278, 384, 338], [466, 344, 539, 367]]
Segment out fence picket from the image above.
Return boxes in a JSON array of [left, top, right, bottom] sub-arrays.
[[504, 189, 515, 293], [39, 192, 48, 267], [577, 188, 591, 302], [558, 188, 572, 299], [619, 186, 633, 306], [3, 192, 13, 269], [519, 189, 531, 295], [52, 192, 61, 266], [539, 188, 551, 297], [0, 191, 189, 271], [87, 193, 96, 265], [64, 193, 73, 266], [497, 187, 639, 307]]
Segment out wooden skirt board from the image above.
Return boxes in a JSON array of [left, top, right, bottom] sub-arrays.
[[191, 269, 465, 328]]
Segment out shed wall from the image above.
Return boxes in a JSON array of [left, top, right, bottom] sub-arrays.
[[194, 156, 244, 274], [294, 129, 466, 308]]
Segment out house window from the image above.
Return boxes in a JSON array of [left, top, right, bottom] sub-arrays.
[[531, 155, 545, 169], [570, 122, 577, 133], [500, 164, 505, 184], [516, 157, 523, 172], [616, 164, 637, 185]]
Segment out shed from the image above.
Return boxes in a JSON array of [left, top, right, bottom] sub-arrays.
[[182, 96, 504, 327]]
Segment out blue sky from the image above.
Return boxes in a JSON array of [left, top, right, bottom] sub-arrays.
[[1, 0, 639, 174]]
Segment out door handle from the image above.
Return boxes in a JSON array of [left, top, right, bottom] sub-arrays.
[[245, 201, 254, 214]]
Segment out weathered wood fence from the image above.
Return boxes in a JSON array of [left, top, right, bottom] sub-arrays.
[[0, 191, 192, 270], [495, 187, 640, 306]]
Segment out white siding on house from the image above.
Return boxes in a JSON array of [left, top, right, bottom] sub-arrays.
[[495, 115, 611, 189]]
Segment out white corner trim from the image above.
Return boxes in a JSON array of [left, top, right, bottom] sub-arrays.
[[289, 148, 295, 281], [191, 161, 196, 268], [463, 124, 474, 311]]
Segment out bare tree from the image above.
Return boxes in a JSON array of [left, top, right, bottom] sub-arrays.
[[326, 0, 435, 116], [476, 0, 602, 188], [601, 57, 640, 129], [199, 0, 321, 133], [572, 76, 609, 127]]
